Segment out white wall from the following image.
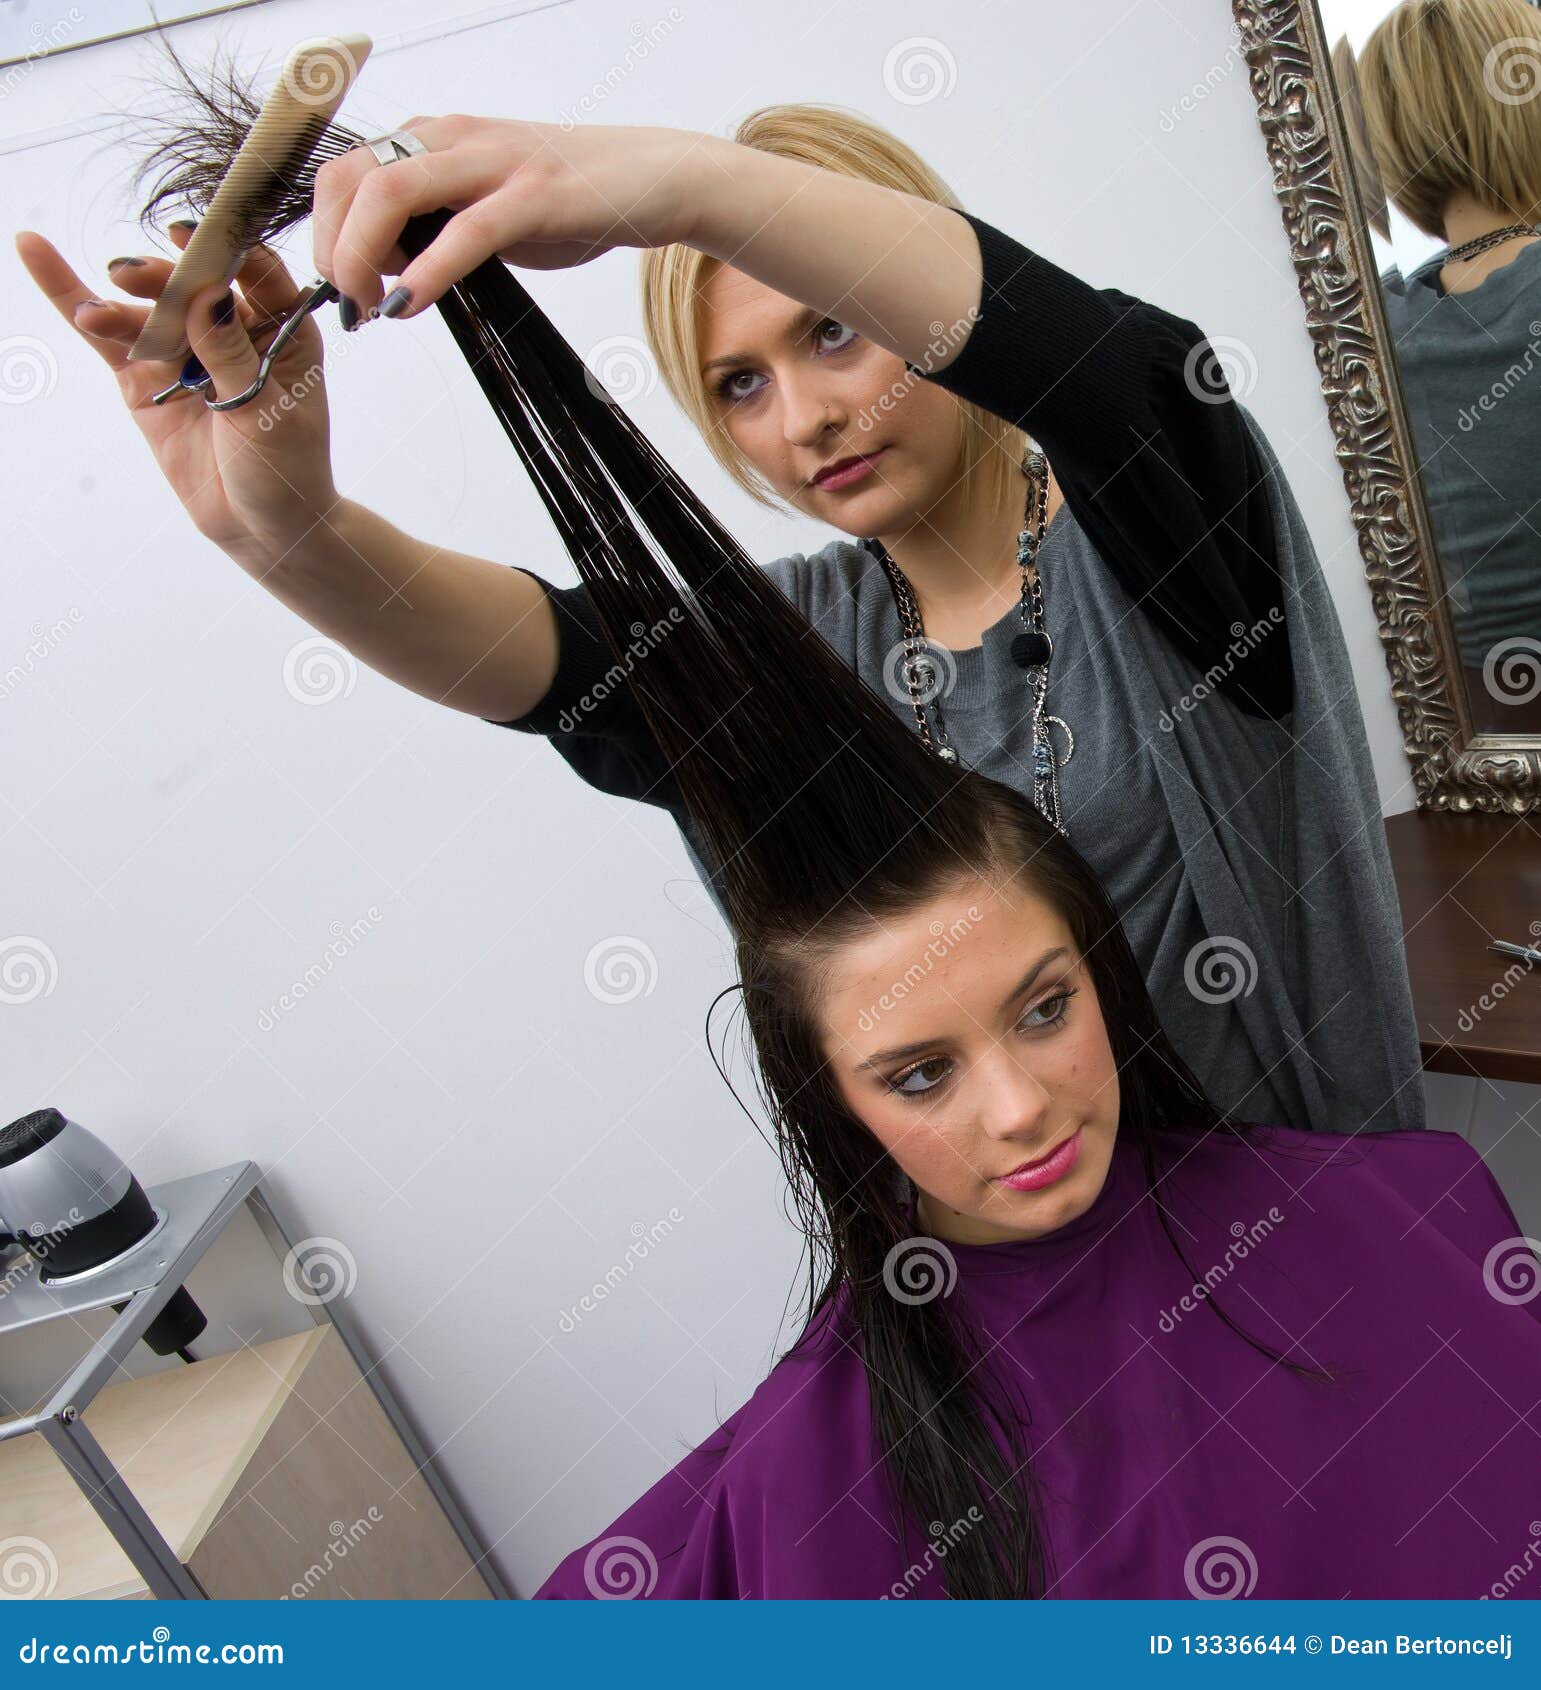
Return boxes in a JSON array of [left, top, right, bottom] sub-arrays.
[[3, 0, 1536, 1596]]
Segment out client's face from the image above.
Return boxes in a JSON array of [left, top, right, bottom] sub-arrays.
[[818, 874, 1121, 1246], [697, 263, 965, 525]]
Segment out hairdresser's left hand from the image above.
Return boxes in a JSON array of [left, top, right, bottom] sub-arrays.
[[311, 117, 709, 319]]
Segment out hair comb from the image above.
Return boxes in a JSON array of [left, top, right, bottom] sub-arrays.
[[130, 31, 374, 382]]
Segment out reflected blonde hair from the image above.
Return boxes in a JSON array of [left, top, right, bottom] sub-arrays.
[[640, 103, 1027, 519], [1357, 0, 1541, 238]]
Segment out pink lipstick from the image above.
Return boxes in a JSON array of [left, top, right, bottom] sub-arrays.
[[995, 1127, 1082, 1192]]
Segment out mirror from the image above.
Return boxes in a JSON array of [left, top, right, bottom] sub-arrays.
[[1236, 0, 1541, 810]]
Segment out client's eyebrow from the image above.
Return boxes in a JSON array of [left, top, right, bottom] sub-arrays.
[[853, 946, 1072, 1072], [701, 304, 825, 378]]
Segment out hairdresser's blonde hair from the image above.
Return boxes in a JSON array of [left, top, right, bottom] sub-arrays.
[[640, 102, 1027, 519], [1356, 0, 1541, 238]]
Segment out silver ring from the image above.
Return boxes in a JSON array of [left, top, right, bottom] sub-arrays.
[[357, 129, 429, 166]]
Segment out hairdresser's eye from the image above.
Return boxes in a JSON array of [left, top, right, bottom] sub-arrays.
[[712, 322, 859, 409], [817, 319, 860, 354], [714, 368, 764, 406]]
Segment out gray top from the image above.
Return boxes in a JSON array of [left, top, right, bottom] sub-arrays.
[[1378, 242, 1541, 668], [676, 401, 1426, 1138]]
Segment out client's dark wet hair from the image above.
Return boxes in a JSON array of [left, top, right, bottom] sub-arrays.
[[129, 36, 1334, 1598]]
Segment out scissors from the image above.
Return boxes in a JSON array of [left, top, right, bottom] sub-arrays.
[[149, 277, 340, 411]]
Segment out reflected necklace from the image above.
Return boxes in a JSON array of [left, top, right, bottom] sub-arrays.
[[865, 449, 1073, 836], [1444, 223, 1541, 262]]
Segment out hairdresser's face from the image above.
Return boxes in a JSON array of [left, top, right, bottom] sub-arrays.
[[697, 264, 965, 525], [818, 874, 1121, 1247]]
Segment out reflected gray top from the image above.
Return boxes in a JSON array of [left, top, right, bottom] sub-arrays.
[[1379, 241, 1541, 668]]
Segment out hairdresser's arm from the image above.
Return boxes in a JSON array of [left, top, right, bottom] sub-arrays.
[[19, 225, 568, 721], [265, 499, 564, 721]]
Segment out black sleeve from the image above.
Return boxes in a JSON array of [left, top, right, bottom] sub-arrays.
[[910, 209, 1292, 720], [482, 570, 688, 817]]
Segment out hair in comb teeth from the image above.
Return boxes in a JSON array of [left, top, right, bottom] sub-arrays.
[[128, 31, 370, 244], [122, 40, 1327, 1598]]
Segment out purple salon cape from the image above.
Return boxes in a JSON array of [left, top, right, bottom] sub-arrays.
[[534, 1124, 1541, 1599]]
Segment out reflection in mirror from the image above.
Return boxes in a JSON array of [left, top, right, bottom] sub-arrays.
[[1324, 0, 1541, 736]]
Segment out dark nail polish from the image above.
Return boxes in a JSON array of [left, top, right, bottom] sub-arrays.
[[107, 256, 147, 271], [378, 285, 412, 319], [170, 218, 198, 232], [179, 353, 209, 389], [212, 291, 235, 326], [338, 294, 359, 332]]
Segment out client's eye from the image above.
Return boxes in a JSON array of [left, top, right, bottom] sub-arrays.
[[892, 1056, 951, 1097], [886, 988, 1077, 1100]]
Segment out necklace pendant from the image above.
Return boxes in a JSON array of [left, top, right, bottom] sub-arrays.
[[936, 744, 959, 765], [1044, 714, 1074, 768]]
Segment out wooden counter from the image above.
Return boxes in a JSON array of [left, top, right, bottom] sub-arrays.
[[1385, 808, 1541, 1086]]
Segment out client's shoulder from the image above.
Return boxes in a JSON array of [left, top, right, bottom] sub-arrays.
[[1164, 1122, 1521, 1272], [1169, 1119, 1489, 1186]]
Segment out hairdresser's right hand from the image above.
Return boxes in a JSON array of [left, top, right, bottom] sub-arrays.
[[14, 221, 339, 564]]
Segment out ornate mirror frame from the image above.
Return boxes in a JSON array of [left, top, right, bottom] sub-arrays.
[[1234, 0, 1541, 813]]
